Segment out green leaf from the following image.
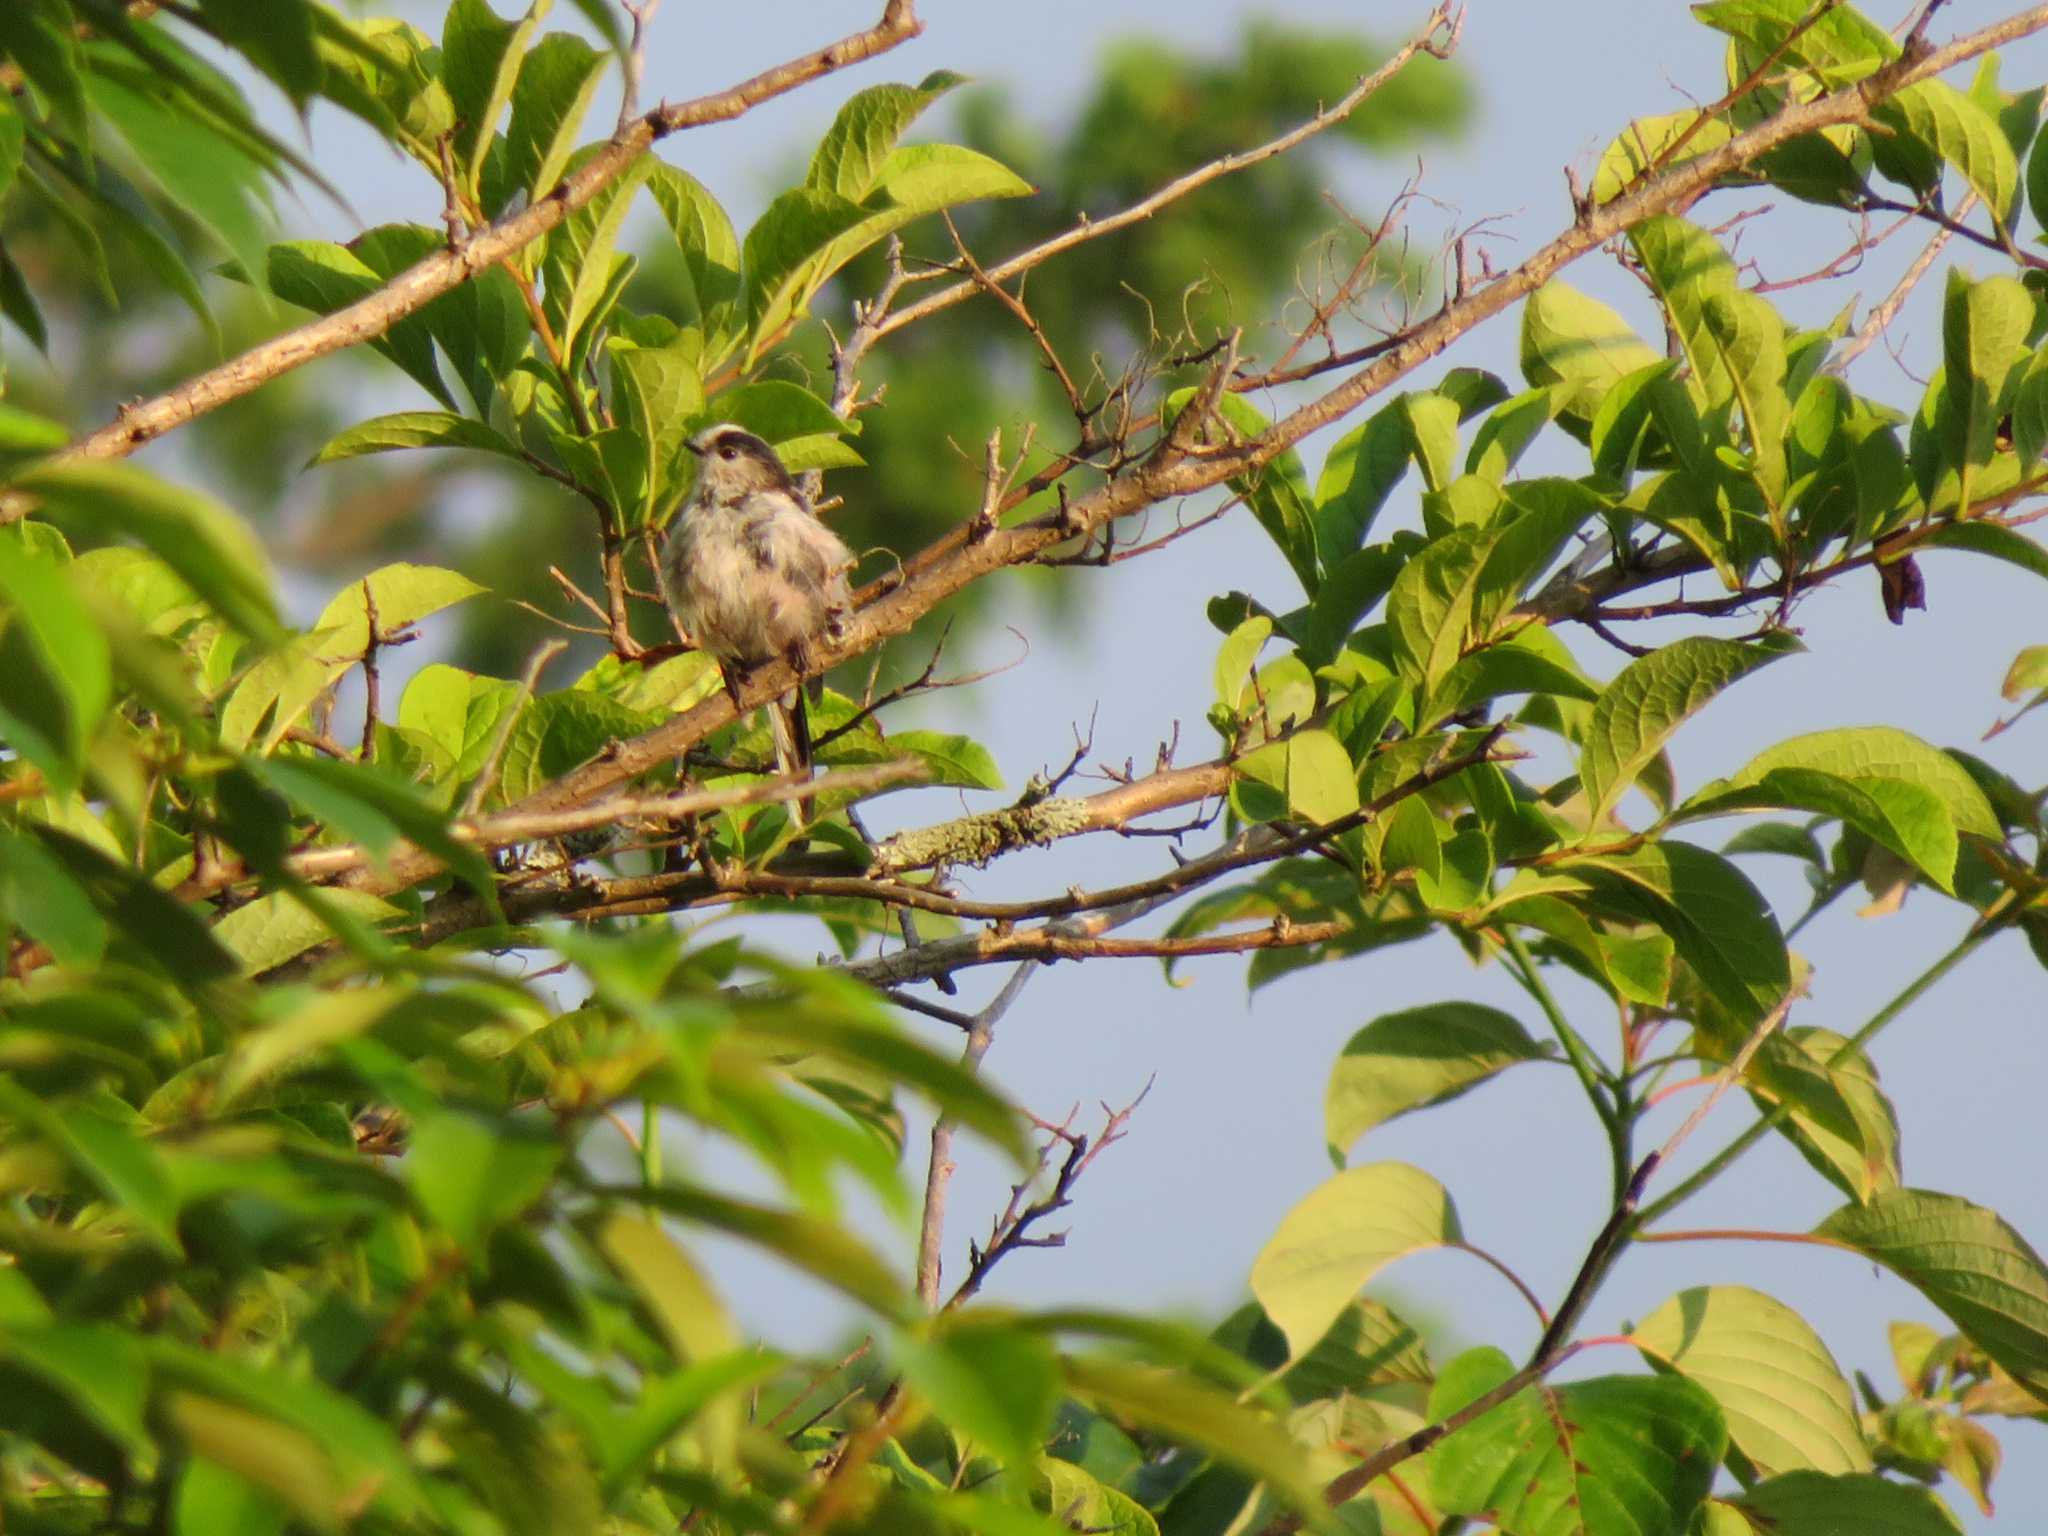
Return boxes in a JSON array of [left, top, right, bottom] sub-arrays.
[[0, 1078, 180, 1251], [1731, 1026, 1901, 1205], [1563, 840, 1789, 1023], [1165, 390, 1319, 594], [83, 68, 275, 300], [593, 1210, 739, 1365], [495, 689, 661, 801], [1250, 1162, 1461, 1359], [1467, 384, 1570, 485], [267, 235, 453, 407], [0, 821, 107, 966], [872, 730, 1001, 791], [1386, 526, 1485, 693], [0, 1324, 152, 1461], [311, 410, 527, 466], [14, 462, 281, 642], [1030, 1459, 1158, 1536], [647, 164, 742, 341], [198, 0, 320, 104], [1284, 729, 1358, 825], [1519, 281, 1663, 429], [1428, 1347, 1725, 1536], [1940, 268, 2031, 476], [408, 1109, 562, 1252], [1581, 635, 1795, 827], [1815, 1189, 2048, 1398], [0, 8, 89, 145], [1593, 109, 1736, 204], [149, 1342, 426, 1527], [1325, 1003, 1550, 1159], [707, 379, 848, 451], [1877, 80, 2021, 227], [743, 144, 1030, 362], [210, 889, 403, 977], [1922, 518, 2048, 584], [499, 30, 604, 202], [1214, 615, 1273, 712], [1696, 0, 1895, 87], [31, 825, 238, 989], [1629, 217, 1789, 508], [808, 71, 965, 203], [1679, 726, 1998, 892], [442, 0, 550, 194], [610, 339, 707, 523], [1725, 1472, 1963, 1534], [0, 537, 109, 784], [897, 1313, 1060, 1470], [1629, 1286, 1871, 1478], [1317, 407, 1412, 561], [1723, 725, 1999, 835]]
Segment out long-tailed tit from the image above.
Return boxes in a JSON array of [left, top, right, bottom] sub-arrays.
[[658, 424, 854, 810]]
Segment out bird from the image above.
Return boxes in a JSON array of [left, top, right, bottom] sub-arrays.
[[658, 423, 854, 818]]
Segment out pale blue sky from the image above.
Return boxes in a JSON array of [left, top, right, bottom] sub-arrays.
[[243, 3, 2048, 1527]]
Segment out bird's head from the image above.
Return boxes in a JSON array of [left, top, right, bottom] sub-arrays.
[[687, 423, 797, 506]]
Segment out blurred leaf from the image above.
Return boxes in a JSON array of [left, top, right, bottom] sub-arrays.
[[898, 1312, 1060, 1471], [13, 462, 282, 643], [1062, 1354, 1324, 1515], [407, 1109, 562, 1252], [0, 536, 108, 786], [83, 66, 275, 299], [623, 1184, 909, 1320], [211, 890, 402, 977]]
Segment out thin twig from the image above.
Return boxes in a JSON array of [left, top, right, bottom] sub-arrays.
[[915, 961, 1041, 1307]]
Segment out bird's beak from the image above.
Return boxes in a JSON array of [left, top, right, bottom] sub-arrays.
[[685, 438, 706, 457]]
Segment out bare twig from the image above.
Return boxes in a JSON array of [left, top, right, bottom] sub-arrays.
[[946, 1086, 1148, 1308], [915, 961, 1042, 1306], [1827, 192, 1973, 375]]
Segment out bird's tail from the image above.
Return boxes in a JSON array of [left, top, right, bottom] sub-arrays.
[[767, 690, 816, 826]]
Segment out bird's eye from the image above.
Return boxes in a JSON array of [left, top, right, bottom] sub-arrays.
[[718, 444, 738, 461]]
